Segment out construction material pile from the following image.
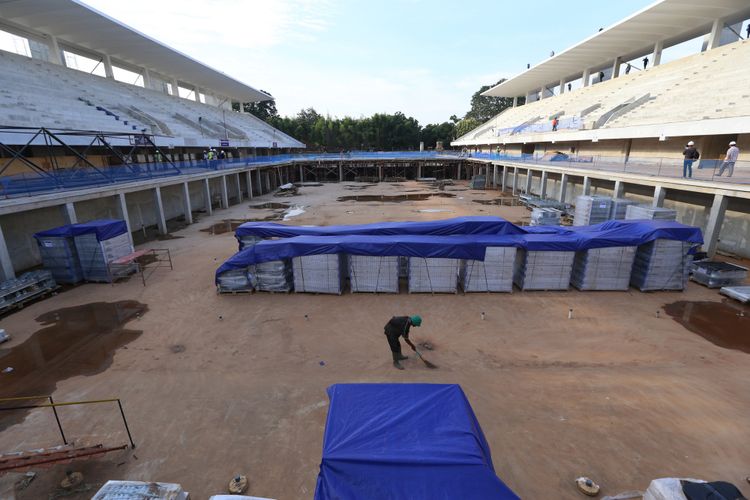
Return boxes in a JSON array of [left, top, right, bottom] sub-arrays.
[[461, 247, 516, 292], [513, 250, 575, 290], [530, 207, 562, 226], [625, 205, 677, 221], [0, 270, 57, 314], [571, 246, 637, 290], [34, 232, 83, 284], [293, 254, 346, 294], [630, 239, 691, 291], [349, 255, 399, 293], [574, 195, 612, 226], [408, 257, 461, 293], [609, 198, 638, 219], [254, 260, 293, 292], [690, 261, 747, 288]]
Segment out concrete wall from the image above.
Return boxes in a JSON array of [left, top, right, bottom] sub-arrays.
[[1, 206, 67, 271]]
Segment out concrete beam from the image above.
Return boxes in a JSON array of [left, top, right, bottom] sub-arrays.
[[220, 176, 229, 209], [203, 178, 213, 215], [613, 180, 624, 198], [182, 182, 192, 225], [117, 193, 133, 246], [235, 173, 243, 202], [246, 171, 254, 199], [47, 35, 63, 65], [0, 221, 16, 280], [103, 54, 114, 79], [559, 173, 569, 203], [525, 169, 533, 194], [512, 167, 518, 195], [653, 185, 666, 208], [153, 187, 167, 235], [540, 171, 548, 198], [582, 176, 591, 195], [704, 193, 728, 257], [63, 202, 77, 224]]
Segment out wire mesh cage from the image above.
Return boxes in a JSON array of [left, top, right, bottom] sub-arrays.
[[349, 255, 400, 293], [630, 239, 691, 291], [36, 235, 83, 284], [513, 250, 575, 290], [293, 254, 347, 294], [408, 257, 460, 293], [461, 247, 516, 292], [254, 259, 293, 292], [574, 195, 613, 226]]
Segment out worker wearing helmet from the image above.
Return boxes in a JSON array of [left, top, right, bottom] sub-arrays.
[[384, 315, 421, 370], [682, 140, 699, 178]]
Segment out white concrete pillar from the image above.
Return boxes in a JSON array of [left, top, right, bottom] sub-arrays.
[[539, 87, 546, 100], [704, 193, 728, 257], [582, 176, 591, 195], [182, 182, 193, 225], [246, 170, 254, 199], [540, 171, 548, 198], [265, 172, 271, 193], [652, 40, 664, 67], [493, 165, 498, 187], [559, 173, 568, 203], [501, 167, 508, 192], [63, 202, 77, 224], [117, 193, 134, 246], [417, 165, 422, 179], [582, 68, 591, 87], [203, 178, 213, 215], [339, 164, 344, 182], [512, 166, 519, 195], [299, 165, 304, 182], [142, 68, 152, 89], [103, 54, 114, 79], [172, 79, 180, 98], [512, 96, 518, 108], [220, 175, 229, 209], [153, 186, 167, 235], [0, 221, 16, 280], [652, 185, 666, 208], [235, 173, 243, 202], [613, 180, 624, 198], [378, 165, 383, 181], [47, 35, 63, 65], [706, 18, 725, 51], [559, 79, 566, 94], [525, 169, 533, 193], [611, 57, 622, 78], [256, 169, 263, 194]]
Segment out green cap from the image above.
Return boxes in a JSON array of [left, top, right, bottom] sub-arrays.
[[410, 315, 422, 327]]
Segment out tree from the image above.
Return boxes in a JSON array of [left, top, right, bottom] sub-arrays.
[[464, 79, 514, 122], [454, 118, 481, 139], [233, 90, 279, 121]]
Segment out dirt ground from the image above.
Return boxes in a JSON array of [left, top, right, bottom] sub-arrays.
[[1, 180, 749, 499]]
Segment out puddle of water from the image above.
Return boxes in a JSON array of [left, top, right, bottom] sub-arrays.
[[0, 301, 147, 429], [201, 216, 281, 235], [337, 193, 455, 202], [249, 202, 289, 210], [663, 300, 750, 353], [343, 184, 377, 191], [473, 198, 517, 206]]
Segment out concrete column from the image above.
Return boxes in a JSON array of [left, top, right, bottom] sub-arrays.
[[220, 175, 229, 209], [539, 87, 546, 100], [501, 167, 508, 193], [652, 40, 664, 67], [652, 185, 666, 208], [265, 172, 271, 193], [611, 57, 622, 78], [582, 176, 591, 195], [182, 182, 193, 225], [706, 18, 725, 51], [203, 178, 213, 215], [235, 173, 243, 202], [117, 193, 134, 246], [142, 68, 152, 89], [512, 96, 518, 108], [256, 169, 262, 194], [525, 169, 533, 193], [153, 187, 167, 235], [704, 194, 728, 257], [62, 202, 77, 224], [339, 164, 344, 182], [0, 221, 16, 280], [582, 68, 591, 87], [103, 54, 114, 79], [417, 165, 422, 179], [559, 79, 566, 94], [378, 166, 383, 181], [47, 35, 63, 65], [172, 79, 180, 98], [559, 173, 568, 203], [246, 171, 254, 199], [512, 167, 519, 195], [540, 171, 548, 198], [493, 165, 498, 187], [299, 165, 304, 182], [613, 180, 624, 198]]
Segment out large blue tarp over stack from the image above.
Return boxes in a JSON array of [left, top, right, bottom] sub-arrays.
[[33, 219, 128, 241], [314, 384, 519, 500]]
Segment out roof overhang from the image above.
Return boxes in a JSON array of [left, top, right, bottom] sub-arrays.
[[0, 0, 271, 102], [484, 0, 750, 97]]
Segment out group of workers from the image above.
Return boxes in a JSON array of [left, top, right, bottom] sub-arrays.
[[682, 140, 740, 178]]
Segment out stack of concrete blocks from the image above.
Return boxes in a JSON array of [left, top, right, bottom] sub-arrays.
[[293, 254, 347, 294], [574, 195, 613, 226], [630, 239, 691, 291], [530, 208, 562, 226], [349, 255, 400, 293], [625, 205, 677, 221], [35, 234, 83, 284], [461, 247, 516, 292], [216, 268, 254, 292], [609, 198, 638, 220], [408, 257, 460, 293], [74, 232, 134, 282], [571, 246, 637, 290], [253, 260, 293, 292], [513, 250, 575, 290]]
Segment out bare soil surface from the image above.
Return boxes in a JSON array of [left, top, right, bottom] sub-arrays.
[[1, 181, 748, 499]]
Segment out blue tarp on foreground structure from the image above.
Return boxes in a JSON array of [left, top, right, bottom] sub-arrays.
[[215, 219, 703, 281], [33, 219, 128, 241], [314, 384, 519, 500]]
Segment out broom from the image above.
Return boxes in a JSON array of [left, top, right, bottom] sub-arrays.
[[412, 346, 438, 369]]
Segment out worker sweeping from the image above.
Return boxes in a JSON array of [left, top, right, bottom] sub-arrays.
[[384, 315, 421, 370]]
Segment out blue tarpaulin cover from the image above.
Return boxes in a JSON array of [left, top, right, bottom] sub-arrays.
[[314, 384, 519, 500], [34, 219, 128, 241], [215, 219, 703, 281]]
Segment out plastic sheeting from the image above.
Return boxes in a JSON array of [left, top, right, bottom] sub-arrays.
[[34, 219, 128, 241], [314, 384, 519, 500]]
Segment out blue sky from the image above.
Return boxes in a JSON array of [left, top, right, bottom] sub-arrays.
[[83, 1, 660, 124]]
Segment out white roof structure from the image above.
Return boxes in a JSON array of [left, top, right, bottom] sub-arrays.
[[484, 0, 750, 97], [0, 0, 270, 103]]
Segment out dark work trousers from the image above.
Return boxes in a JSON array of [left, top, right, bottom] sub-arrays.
[[385, 332, 402, 354]]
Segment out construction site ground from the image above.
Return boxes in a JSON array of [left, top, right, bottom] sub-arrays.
[[0, 180, 748, 499]]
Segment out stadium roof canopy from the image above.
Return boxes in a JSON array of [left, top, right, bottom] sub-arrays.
[[484, 0, 750, 97], [0, 0, 271, 103]]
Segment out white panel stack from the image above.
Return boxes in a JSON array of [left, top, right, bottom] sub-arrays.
[[630, 239, 691, 291], [513, 250, 575, 290], [530, 208, 562, 226], [217, 268, 254, 292], [609, 198, 638, 220], [293, 254, 346, 294], [408, 258, 460, 293], [349, 255, 399, 293], [574, 195, 612, 226], [625, 205, 677, 221], [238, 234, 264, 250], [253, 260, 293, 292], [93, 481, 188, 500], [571, 246, 637, 290], [462, 247, 516, 292], [36, 235, 83, 284], [74, 232, 134, 282]]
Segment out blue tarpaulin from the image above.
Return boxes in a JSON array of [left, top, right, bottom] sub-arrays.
[[34, 219, 128, 241], [215, 219, 703, 281], [314, 384, 519, 500]]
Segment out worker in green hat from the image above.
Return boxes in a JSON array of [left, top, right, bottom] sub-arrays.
[[383, 315, 421, 370]]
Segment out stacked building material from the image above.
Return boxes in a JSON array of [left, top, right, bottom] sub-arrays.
[[216, 269, 254, 293], [630, 239, 691, 291], [530, 208, 562, 226], [513, 250, 575, 290], [349, 255, 400, 293], [625, 205, 677, 221], [238, 234, 264, 250], [461, 247, 516, 292], [34, 233, 83, 284], [293, 254, 347, 294], [0, 270, 57, 314], [609, 198, 638, 220], [253, 260, 293, 292], [470, 175, 486, 189], [690, 261, 747, 288], [74, 231, 134, 282], [408, 257, 460, 293], [571, 246, 637, 290], [574, 195, 612, 226], [720, 286, 750, 303]]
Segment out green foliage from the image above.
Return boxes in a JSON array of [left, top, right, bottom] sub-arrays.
[[454, 118, 481, 138], [464, 79, 514, 122], [233, 91, 279, 121]]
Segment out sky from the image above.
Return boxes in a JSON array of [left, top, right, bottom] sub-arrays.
[[79, 0, 677, 124]]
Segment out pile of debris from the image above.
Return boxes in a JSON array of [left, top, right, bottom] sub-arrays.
[[275, 183, 298, 197]]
